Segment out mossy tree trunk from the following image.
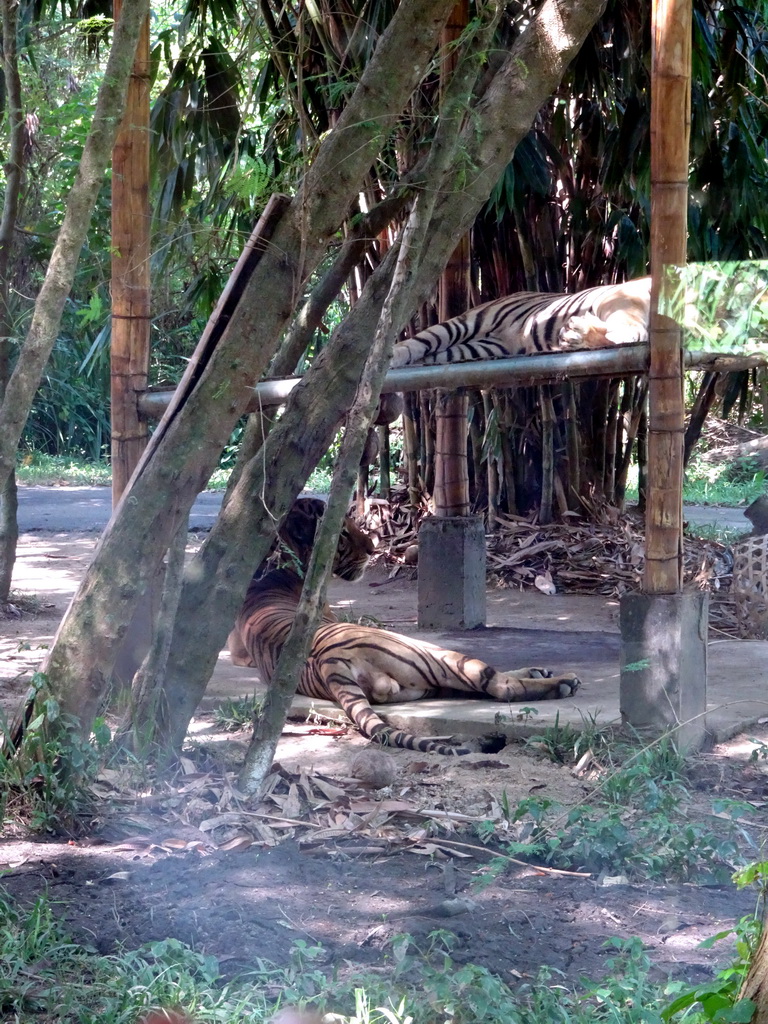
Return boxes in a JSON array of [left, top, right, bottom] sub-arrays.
[[740, 909, 768, 1024], [239, 191, 433, 794], [0, 0, 24, 605]]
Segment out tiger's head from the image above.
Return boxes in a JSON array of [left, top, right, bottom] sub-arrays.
[[277, 497, 374, 582]]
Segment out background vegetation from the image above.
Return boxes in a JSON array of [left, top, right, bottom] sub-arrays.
[[6, 0, 768, 516]]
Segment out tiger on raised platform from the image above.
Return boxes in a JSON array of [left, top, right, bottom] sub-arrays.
[[391, 278, 650, 367]]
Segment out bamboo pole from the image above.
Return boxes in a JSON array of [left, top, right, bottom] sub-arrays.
[[643, 0, 692, 592], [433, 0, 471, 518], [111, 2, 151, 506]]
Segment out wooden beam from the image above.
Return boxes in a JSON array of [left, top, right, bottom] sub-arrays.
[[110, 2, 151, 506], [644, 0, 692, 593]]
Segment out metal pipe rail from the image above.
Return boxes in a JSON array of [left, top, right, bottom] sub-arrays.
[[137, 344, 767, 421]]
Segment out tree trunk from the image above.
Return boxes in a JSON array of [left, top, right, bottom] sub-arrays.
[[0, 0, 26, 603], [377, 424, 391, 499], [683, 371, 719, 466], [539, 385, 554, 524], [404, 393, 421, 506], [116, 518, 189, 758], [0, 0, 150, 494], [0, 471, 18, 605], [739, 908, 768, 1024], [239, 190, 432, 794]]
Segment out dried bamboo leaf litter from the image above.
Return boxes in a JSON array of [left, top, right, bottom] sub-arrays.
[[360, 497, 741, 637]]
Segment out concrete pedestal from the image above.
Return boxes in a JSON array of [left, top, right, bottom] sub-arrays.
[[620, 591, 709, 751], [417, 516, 486, 629]]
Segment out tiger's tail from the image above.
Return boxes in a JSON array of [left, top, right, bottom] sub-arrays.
[[327, 679, 471, 755]]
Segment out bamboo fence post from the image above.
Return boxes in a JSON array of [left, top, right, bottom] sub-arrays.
[[416, 0, 486, 630], [643, 0, 691, 593], [434, 0, 471, 518], [111, 2, 151, 506], [619, 0, 707, 751]]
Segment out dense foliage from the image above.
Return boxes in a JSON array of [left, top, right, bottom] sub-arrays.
[[4, 0, 768, 502]]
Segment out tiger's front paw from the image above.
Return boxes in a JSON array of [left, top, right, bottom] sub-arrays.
[[390, 344, 410, 369], [559, 314, 609, 349]]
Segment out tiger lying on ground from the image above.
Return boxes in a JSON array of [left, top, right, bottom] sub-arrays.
[[391, 277, 651, 367], [228, 499, 580, 755]]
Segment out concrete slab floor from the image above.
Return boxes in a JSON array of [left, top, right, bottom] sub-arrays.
[[204, 570, 768, 747]]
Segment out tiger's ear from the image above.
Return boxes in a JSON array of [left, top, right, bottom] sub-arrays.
[[282, 505, 315, 546], [280, 499, 324, 556]]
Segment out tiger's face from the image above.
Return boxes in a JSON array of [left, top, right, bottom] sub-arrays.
[[279, 498, 373, 581]]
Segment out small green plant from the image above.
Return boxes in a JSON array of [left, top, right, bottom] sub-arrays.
[[481, 742, 754, 883], [0, 673, 110, 832], [661, 861, 768, 1023], [524, 710, 609, 765], [748, 737, 768, 763], [213, 694, 264, 731]]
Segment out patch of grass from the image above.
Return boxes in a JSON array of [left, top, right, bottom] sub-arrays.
[[13, 451, 325, 495], [684, 522, 749, 544], [624, 458, 766, 508], [524, 711, 611, 764], [213, 694, 264, 731], [16, 451, 112, 486], [683, 469, 766, 507], [0, 879, 762, 1024], [683, 453, 766, 507]]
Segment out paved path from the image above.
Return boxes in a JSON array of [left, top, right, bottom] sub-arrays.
[[17, 485, 223, 532], [16, 484, 752, 535]]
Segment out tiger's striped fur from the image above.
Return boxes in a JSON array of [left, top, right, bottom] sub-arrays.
[[228, 501, 580, 755], [391, 277, 651, 367]]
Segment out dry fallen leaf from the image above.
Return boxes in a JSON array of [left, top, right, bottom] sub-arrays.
[[217, 835, 254, 852]]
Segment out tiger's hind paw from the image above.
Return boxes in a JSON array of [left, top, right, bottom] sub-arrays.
[[492, 669, 581, 701], [510, 666, 554, 679], [554, 673, 581, 697]]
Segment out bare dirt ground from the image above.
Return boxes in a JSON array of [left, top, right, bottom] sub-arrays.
[[2, 529, 767, 991]]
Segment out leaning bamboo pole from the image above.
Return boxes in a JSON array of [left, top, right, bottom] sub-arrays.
[[643, 0, 691, 593], [110, 2, 151, 506]]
